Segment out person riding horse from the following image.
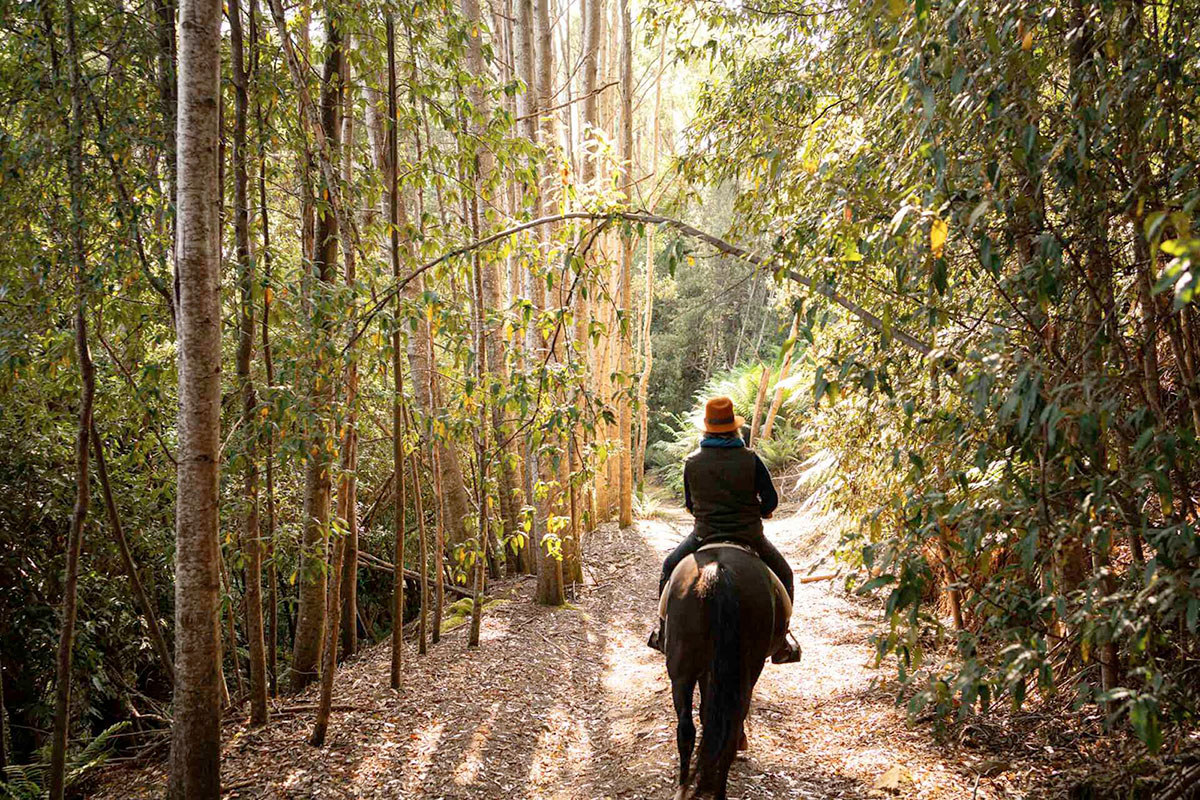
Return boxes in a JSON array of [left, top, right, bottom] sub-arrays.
[[650, 395, 802, 664]]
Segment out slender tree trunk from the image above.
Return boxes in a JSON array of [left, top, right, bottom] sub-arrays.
[[634, 35, 667, 488], [513, 0, 539, 576], [498, 0, 528, 578], [528, 0, 565, 604], [92, 423, 175, 682], [309, 512, 346, 747], [291, 8, 344, 694], [459, 14, 493, 635], [220, 559, 245, 703], [409, 406, 429, 654], [616, 0, 634, 528], [748, 365, 770, 447], [0, 665, 7, 776], [760, 314, 800, 441], [250, 0, 279, 696], [169, 0, 224, 793], [229, 0, 269, 726], [336, 423, 358, 659], [387, 16, 407, 686], [49, 4, 95, 795], [468, 232, 489, 647], [215, 611, 230, 708], [460, 0, 512, 581], [580, 0, 601, 172], [434, 335, 448, 642], [338, 37, 360, 662], [154, 0, 179, 322]]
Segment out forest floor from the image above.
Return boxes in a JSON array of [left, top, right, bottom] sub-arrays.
[[93, 502, 1153, 799]]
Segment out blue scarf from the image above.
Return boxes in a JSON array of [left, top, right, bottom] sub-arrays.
[[701, 435, 744, 449]]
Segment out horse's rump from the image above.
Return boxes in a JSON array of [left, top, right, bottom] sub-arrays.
[[659, 544, 790, 641]]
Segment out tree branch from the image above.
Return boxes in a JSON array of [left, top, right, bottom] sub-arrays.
[[347, 210, 932, 358]]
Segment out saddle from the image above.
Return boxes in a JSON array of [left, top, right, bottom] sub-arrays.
[[658, 541, 792, 625]]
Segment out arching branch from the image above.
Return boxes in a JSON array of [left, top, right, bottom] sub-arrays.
[[347, 210, 933, 358]]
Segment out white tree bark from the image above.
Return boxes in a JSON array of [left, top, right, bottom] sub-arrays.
[[169, 0, 224, 794], [616, 0, 633, 528]]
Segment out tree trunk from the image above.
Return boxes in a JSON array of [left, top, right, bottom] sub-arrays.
[[580, 0, 601, 530], [634, 35, 667, 486], [0, 664, 7, 776], [338, 37, 360, 663], [512, 0, 539, 576], [532, 0, 566, 605], [459, 7, 492, 634], [616, 0, 634, 529], [748, 365, 770, 448], [229, 0, 268, 726], [760, 314, 800, 441], [169, 0, 224, 793], [468, 232, 489, 645], [409, 406, 430, 655], [365, 24, 475, 558], [427, 318, 448, 639], [49, 3, 95, 794], [154, 0, 179, 323], [91, 423, 175, 683], [250, 0, 280, 696], [308, 513, 346, 747], [291, 8, 344, 694], [387, 16, 407, 686], [460, 0, 514, 581]]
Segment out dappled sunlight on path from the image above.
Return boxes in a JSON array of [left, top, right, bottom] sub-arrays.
[[94, 503, 1014, 799]]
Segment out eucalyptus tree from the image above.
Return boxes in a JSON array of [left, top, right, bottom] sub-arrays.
[[228, 0, 269, 725], [169, 0, 224, 793]]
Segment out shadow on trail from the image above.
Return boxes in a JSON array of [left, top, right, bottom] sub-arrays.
[[96, 503, 986, 799]]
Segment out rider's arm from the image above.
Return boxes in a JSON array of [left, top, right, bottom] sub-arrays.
[[755, 455, 778, 518], [683, 461, 694, 514]]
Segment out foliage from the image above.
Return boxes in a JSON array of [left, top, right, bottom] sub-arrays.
[[0, 722, 130, 799], [0, 0, 634, 765], [648, 359, 811, 493], [661, 0, 1200, 752], [644, 182, 785, 435]]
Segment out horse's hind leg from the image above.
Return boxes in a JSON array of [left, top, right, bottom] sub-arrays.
[[671, 677, 697, 797]]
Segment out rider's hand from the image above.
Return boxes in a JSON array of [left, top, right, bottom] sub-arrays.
[[763, 512, 773, 519]]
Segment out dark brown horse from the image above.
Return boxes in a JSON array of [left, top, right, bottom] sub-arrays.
[[662, 545, 789, 799]]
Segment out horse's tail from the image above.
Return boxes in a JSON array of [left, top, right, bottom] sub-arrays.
[[697, 561, 742, 787]]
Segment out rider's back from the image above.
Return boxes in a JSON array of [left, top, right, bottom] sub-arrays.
[[685, 446, 763, 544]]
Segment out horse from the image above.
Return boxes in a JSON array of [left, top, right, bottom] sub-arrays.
[[662, 544, 789, 799]]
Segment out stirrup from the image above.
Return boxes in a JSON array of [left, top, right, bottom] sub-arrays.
[[771, 632, 802, 664], [647, 623, 665, 653]]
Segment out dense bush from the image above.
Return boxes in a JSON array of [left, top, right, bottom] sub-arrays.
[[666, 0, 1200, 750]]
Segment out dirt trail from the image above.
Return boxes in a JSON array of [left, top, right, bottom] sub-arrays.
[[95, 506, 1019, 799]]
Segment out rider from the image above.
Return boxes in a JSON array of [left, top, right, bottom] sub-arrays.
[[649, 396, 801, 664]]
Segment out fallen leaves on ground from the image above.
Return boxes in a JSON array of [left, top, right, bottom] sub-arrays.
[[91, 504, 1156, 799]]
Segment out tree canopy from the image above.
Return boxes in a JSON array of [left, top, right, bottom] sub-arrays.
[[1, 0, 1198, 793]]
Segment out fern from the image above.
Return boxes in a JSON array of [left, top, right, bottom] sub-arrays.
[[0, 721, 130, 799], [67, 721, 130, 787], [649, 361, 812, 496], [0, 764, 43, 800]]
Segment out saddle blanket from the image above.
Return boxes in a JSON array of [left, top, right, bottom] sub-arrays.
[[658, 541, 792, 622]]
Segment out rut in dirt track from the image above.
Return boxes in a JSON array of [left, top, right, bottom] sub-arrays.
[[96, 505, 998, 799]]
